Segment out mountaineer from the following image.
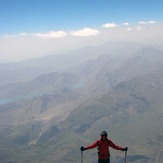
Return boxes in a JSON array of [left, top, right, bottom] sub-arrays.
[[80, 131, 128, 163]]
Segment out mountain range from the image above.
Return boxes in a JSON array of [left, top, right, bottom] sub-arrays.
[[0, 42, 163, 163]]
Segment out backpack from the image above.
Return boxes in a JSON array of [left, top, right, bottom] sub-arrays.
[[97, 139, 110, 157]]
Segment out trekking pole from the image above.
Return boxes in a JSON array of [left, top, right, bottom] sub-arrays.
[[81, 150, 83, 163], [124, 150, 127, 163]]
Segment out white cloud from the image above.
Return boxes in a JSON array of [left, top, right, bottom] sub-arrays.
[[124, 22, 130, 26], [70, 28, 100, 37], [102, 23, 117, 28], [19, 33, 28, 36], [4, 33, 27, 38], [34, 31, 67, 38], [138, 20, 157, 25], [5, 32, 28, 37], [4, 31, 67, 39]]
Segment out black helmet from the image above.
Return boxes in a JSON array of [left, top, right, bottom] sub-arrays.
[[100, 131, 108, 137]]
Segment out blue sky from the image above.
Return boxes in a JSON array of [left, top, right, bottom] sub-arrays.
[[0, 0, 163, 35], [0, 0, 163, 63]]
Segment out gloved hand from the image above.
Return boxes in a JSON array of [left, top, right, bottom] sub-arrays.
[[80, 146, 86, 151], [122, 147, 128, 151]]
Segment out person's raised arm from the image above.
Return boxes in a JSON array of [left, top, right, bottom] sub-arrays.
[[109, 140, 128, 151], [80, 140, 99, 151]]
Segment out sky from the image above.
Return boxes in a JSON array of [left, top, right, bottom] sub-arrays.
[[0, 0, 163, 63]]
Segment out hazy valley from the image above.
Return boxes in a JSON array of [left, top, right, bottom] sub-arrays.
[[0, 42, 163, 163]]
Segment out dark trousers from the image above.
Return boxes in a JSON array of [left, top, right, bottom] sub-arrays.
[[98, 158, 110, 163]]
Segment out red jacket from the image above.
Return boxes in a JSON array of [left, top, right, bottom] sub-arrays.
[[85, 138, 123, 160]]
